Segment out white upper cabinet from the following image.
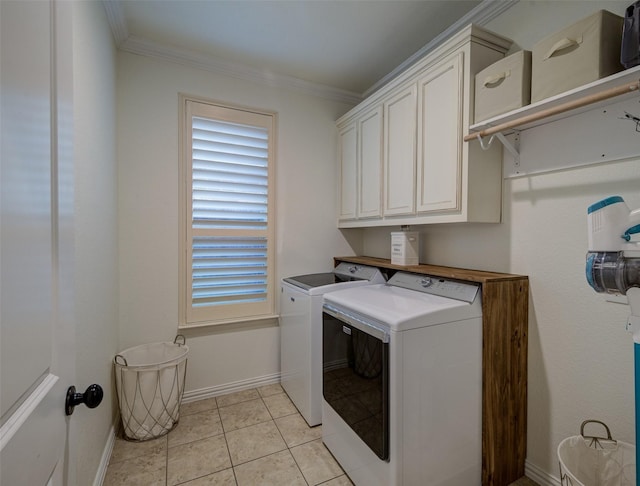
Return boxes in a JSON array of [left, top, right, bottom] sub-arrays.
[[338, 107, 383, 221], [358, 106, 383, 219], [383, 84, 417, 216], [338, 123, 357, 220], [417, 52, 463, 214], [336, 25, 512, 228]]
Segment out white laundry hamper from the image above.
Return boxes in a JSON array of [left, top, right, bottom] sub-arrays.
[[558, 420, 636, 486], [114, 335, 188, 441]]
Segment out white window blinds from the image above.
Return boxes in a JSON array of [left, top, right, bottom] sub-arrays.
[[181, 98, 276, 326], [192, 117, 268, 231]]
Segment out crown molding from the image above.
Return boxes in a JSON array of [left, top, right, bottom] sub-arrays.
[[468, 0, 520, 26], [101, 0, 128, 47], [119, 35, 363, 105], [102, 0, 518, 104], [363, 0, 519, 97]]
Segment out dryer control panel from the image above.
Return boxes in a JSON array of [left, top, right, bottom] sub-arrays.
[[387, 272, 480, 303]]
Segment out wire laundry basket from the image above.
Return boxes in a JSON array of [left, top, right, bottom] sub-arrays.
[[558, 420, 636, 486], [114, 335, 188, 441]]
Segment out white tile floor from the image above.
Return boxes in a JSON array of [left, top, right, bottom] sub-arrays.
[[104, 384, 352, 486]]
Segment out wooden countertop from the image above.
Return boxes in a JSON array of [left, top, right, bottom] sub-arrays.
[[335, 255, 527, 284]]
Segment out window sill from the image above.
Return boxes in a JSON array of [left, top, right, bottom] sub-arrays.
[[178, 314, 279, 332]]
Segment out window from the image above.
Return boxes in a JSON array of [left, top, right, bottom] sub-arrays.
[[179, 95, 276, 327]]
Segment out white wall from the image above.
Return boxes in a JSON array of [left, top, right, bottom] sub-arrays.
[[109, 1, 637, 482], [507, 160, 636, 477], [116, 53, 360, 394], [72, 2, 119, 484], [363, 1, 637, 481]]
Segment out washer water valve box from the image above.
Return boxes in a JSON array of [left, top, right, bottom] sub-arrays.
[[391, 232, 419, 265]]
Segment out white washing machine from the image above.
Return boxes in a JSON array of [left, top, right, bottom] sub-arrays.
[[280, 262, 385, 426], [321, 271, 482, 485]]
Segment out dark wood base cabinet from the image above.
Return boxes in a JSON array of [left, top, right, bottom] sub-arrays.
[[335, 256, 528, 486]]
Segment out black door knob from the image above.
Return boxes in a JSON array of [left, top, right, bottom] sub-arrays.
[[65, 384, 103, 416]]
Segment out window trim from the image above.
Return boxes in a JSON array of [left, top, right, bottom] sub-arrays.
[[178, 94, 277, 328]]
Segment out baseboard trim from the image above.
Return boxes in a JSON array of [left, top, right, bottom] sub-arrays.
[[93, 422, 116, 486], [182, 373, 281, 403], [525, 459, 561, 486]]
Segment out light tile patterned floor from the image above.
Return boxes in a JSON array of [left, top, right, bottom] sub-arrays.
[[104, 384, 351, 486], [105, 382, 540, 486], [509, 478, 540, 486]]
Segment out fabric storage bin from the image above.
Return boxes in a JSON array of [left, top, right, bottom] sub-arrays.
[[531, 10, 624, 103], [474, 50, 532, 122]]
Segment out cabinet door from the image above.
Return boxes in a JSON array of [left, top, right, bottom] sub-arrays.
[[358, 107, 383, 219], [383, 84, 417, 216], [337, 122, 357, 220], [417, 52, 463, 213]]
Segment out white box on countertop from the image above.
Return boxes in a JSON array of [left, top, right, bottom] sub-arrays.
[[474, 50, 532, 123], [391, 232, 419, 265]]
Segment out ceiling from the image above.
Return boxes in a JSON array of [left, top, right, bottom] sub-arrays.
[[109, 0, 510, 100]]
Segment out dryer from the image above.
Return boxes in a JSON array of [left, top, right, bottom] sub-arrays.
[[280, 262, 385, 426], [321, 271, 482, 485]]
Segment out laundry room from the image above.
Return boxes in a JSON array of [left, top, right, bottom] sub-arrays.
[[1, 0, 639, 485]]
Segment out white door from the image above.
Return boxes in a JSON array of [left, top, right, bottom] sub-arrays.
[[1, 1, 77, 485]]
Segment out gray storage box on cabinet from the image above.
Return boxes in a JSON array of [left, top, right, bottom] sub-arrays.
[[531, 10, 624, 103], [474, 50, 531, 122]]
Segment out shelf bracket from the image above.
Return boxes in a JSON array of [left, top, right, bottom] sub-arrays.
[[476, 130, 520, 165]]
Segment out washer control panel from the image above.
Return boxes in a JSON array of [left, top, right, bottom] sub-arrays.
[[334, 262, 382, 281], [387, 272, 480, 303]]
